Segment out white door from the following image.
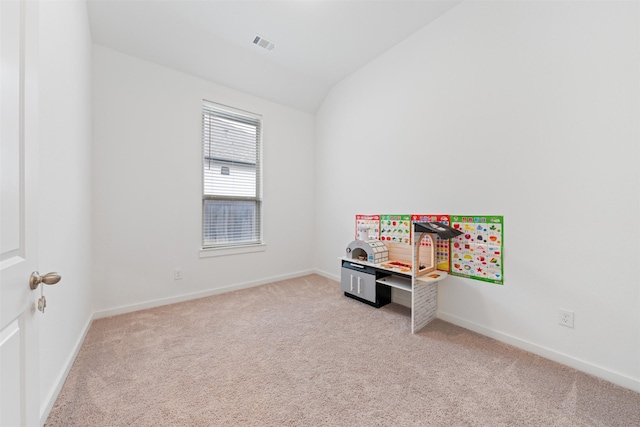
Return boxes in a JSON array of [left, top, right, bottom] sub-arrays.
[[1, 0, 41, 425]]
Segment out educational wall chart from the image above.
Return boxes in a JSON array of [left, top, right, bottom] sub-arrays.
[[450, 215, 504, 285], [379, 215, 411, 244], [354, 213, 504, 284], [355, 215, 380, 241], [412, 214, 451, 272]]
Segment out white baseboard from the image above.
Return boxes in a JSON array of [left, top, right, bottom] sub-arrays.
[[437, 311, 640, 393], [93, 269, 316, 319], [314, 268, 338, 282], [40, 314, 93, 426]]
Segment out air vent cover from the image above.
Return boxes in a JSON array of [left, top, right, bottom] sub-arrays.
[[252, 35, 276, 51]]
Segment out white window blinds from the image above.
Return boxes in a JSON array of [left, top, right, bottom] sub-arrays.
[[202, 102, 262, 247]]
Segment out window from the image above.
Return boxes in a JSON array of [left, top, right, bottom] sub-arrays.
[[202, 102, 262, 249]]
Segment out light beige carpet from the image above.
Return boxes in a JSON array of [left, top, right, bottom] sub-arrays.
[[46, 274, 639, 426]]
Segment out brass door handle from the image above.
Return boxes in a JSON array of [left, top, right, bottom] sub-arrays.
[[30, 271, 62, 290]]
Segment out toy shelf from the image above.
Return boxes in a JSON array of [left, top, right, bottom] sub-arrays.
[[376, 275, 412, 292]]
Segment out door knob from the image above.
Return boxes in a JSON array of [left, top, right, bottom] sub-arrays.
[[29, 271, 62, 290]]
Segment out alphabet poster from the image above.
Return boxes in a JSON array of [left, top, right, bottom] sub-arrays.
[[450, 216, 504, 284]]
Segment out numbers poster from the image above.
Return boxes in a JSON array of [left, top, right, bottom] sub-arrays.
[[412, 214, 452, 272], [450, 216, 504, 284]]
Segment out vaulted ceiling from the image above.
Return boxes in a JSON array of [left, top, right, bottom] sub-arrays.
[[87, 1, 462, 113]]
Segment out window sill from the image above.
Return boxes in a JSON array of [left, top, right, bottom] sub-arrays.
[[200, 243, 266, 258]]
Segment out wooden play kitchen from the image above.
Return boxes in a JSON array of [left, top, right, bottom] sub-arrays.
[[341, 221, 463, 333]]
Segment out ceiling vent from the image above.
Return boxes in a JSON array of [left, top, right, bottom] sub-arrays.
[[252, 35, 276, 51]]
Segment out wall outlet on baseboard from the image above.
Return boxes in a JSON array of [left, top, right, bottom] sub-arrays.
[[559, 309, 574, 328], [174, 268, 183, 280]]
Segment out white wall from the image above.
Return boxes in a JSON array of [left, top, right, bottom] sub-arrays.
[[38, 0, 94, 421], [92, 46, 315, 315], [315, 1, 639, 391]]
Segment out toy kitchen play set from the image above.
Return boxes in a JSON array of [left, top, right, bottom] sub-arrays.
[[341, 214, 504, 333]]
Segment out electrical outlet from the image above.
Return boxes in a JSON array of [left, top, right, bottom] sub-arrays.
[[174, 268, 183, 280], [559, 309, 574, 328]]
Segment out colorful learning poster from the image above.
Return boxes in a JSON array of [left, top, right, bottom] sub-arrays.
[[380, 215, 412, 245], [355, 215, 380, 241], [450, 216, 504, 284], [412, 214, 451, 272]]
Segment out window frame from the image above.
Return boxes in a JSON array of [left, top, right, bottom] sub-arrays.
[[200, 101, 264, 254]]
